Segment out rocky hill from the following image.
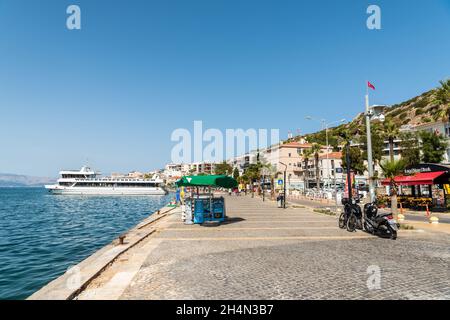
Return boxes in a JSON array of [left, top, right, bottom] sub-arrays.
[[352, 88, 443, 128], [0, 173, 56, 187], [303, 81, 449, 145]]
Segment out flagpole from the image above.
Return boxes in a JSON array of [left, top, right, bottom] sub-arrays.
[[365, 81, 375, 203]]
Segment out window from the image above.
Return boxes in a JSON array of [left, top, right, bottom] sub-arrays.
[[288, 153, 291, 157], [445, 123, 450, 138]]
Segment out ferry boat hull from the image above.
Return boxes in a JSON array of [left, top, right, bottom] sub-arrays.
[[45, 166, 168, 196], [45, 185, 167, 196]]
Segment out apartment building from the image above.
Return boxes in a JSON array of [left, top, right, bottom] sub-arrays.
[[412, 120, 450, 162], [190, 162, 216, 175], [258, 140, 329, 190], [319, 152, 344, 188], [227, 151, 259, 175], [164, 163, 190, 178]]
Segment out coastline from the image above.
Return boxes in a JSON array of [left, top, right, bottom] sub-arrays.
[[28, 203, 178, 300]]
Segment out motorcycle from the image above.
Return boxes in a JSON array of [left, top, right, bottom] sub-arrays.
[[339, 197, 363, 232], [363, 202, 399, 240]]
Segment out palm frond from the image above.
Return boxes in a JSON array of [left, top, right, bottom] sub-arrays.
[[380, 159, 406, 179]]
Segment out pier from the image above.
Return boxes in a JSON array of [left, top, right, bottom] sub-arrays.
[[30, 195, 450, 300]]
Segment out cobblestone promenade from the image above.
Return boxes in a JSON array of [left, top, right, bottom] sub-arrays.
[[79, 195, 450, 300]]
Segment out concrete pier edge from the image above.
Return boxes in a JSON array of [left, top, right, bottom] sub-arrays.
[[28, 205, 178, 300]]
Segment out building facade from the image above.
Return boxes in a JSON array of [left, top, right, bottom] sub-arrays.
[[412, 120, 450, 162], [227, 140, 331, 191], [319, 152, 344, 189]]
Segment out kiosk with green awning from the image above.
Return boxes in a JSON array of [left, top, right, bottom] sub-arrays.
[[176, 175, 238, 224]]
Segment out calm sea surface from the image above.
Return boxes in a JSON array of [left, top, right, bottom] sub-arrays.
[[0, 187, 173, 300]]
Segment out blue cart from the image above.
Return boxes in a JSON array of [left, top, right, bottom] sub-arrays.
[[193, 196, 226, 224]]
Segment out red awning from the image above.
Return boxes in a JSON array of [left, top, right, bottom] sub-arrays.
[[381, 171, 446, 186]]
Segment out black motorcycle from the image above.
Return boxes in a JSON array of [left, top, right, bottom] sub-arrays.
[[339, 197, 363, 232], [363, 203, 399, 240]]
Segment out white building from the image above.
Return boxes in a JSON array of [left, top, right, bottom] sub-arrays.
[[163, 162, 219, 180], [163, 163, 191, 181], [319, 152, 344, 188], [227, 139, 330, 190], [412, 120, 450, 162], [227, 151, 259, 175]]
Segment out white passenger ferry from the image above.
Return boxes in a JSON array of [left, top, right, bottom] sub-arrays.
[[45, 166, 167, 195]]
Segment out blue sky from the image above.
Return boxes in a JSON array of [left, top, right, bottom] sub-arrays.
[[0, 0, 449, 177]]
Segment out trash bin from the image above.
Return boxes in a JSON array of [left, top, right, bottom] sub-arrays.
[[277, 195, 284, 208]]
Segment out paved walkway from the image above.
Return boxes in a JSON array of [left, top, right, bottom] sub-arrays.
[[288, 196, 450, 224], [76, 195, 450, 300]]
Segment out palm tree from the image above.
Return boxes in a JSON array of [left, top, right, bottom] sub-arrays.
[[311, 144, 322, 190], [382, 120, 399, 162], [214, 161, 233, 175], [302, 148, 314, 192], [245, 163, 262, 197], [262, 162, 279, 200], [232, 167, 240, 180], [380, 159, 406, 220], [433, 79, 450, 122], [238, 174, 249, 194]]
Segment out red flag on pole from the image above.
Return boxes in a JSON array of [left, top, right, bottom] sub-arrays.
[[367, 81, 375, 90]]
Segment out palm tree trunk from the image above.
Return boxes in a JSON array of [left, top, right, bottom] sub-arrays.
[[270, 177, 275, 200], [391, 183, 398, 220], [389, 138, 394, 162]]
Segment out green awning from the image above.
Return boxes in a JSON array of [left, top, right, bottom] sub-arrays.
[[176, 175, 237, 189]]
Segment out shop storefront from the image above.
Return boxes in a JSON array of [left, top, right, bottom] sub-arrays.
[[381, 163, 450, 211]]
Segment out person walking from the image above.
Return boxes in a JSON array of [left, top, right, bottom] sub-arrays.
[[175, 188, 181, 205], [180, 187, 185, 205]]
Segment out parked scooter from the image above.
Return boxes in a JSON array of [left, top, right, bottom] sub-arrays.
[[363, 202, 399, 240], [339, 197, 363, 232]]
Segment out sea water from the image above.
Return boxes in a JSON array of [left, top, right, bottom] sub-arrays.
[[0, 187, 173, 300]]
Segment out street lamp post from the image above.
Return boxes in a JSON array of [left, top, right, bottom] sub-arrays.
[[345, 142, 352, 202], [365, 95, 375, 203], [365, 100, 386, 203], [306, 117, 346, 190], [279, 162, 287, 209]]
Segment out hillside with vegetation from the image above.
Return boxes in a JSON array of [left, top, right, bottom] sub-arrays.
[[301, 79, 450, 149]]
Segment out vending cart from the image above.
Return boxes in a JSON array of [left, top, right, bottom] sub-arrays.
[[176, 175, 237, 225]]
